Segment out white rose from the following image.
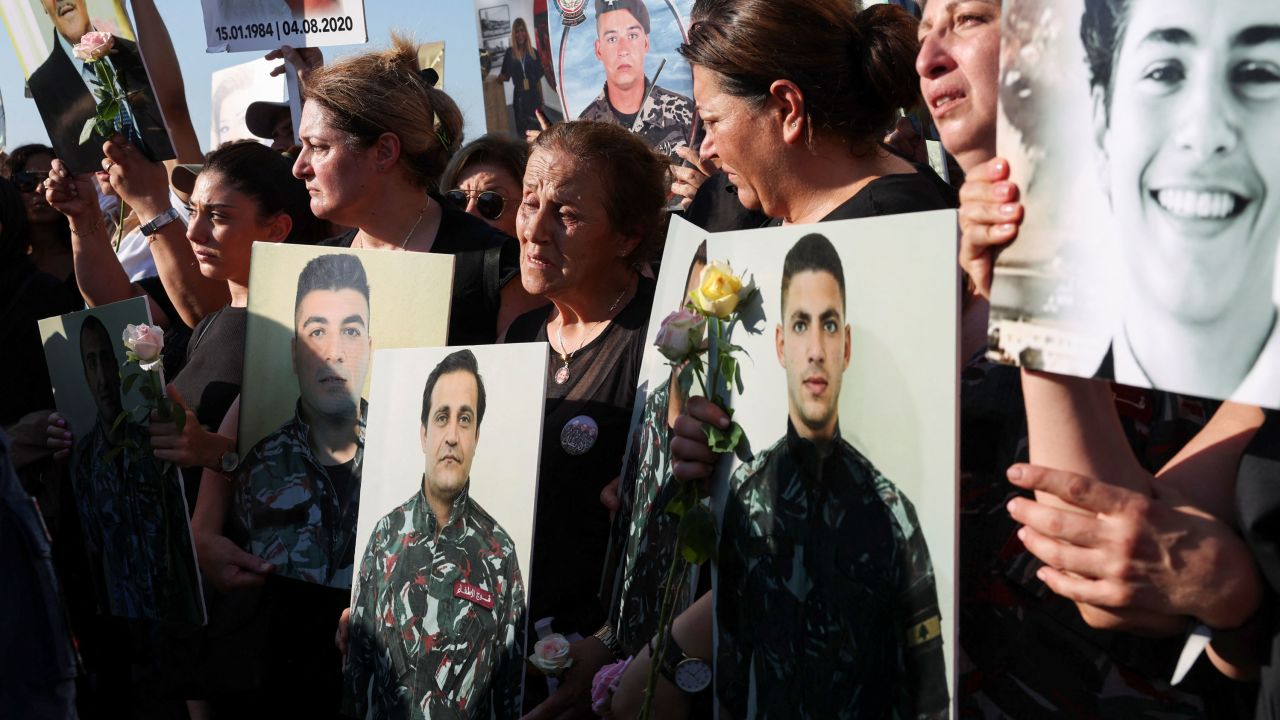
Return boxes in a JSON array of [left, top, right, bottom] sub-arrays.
[[122, 323, 164, 371], [528, 633, 574, 676], [654, 309, 706, 362]]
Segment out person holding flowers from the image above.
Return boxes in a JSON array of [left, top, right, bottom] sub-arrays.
[[503, 120, 667, 715]]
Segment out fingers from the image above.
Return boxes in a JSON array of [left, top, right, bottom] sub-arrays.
[[1033, 564, 1132, 609], [1017, 526, 1108, 581], [335, 607, 351, 655], [685, 396, 730, 429], [675, 144, 714, 177], [536, 108, 550, 131], [1007, 464, 1131, 514], [46, 414, 73, 449], [166, 382, 189, 410], [980, 156, 1012, 182], [600, 476, 621, 514], [1007, 495, 1102, 548]]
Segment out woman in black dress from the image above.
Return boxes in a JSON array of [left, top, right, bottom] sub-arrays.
[[497, 18, 546, 138]]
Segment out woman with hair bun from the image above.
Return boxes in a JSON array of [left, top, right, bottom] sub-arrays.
[[294, 33, 530, 346]]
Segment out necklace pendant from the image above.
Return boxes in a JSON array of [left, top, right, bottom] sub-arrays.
[[554, 364, 571, 385]]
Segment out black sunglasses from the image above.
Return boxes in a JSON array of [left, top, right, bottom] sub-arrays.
[[12, 171, 41, 193], [444, 189, 505, 221]]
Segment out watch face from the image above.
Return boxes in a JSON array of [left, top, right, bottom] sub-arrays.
[[674, 658, 711, 693], [220, 451, 239, 473]]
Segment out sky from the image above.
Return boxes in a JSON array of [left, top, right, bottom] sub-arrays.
[[0, 1, 490, 153]]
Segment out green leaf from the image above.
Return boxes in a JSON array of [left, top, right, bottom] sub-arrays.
[[138, 383, 156, 400], [705, 420, 744, 454], [173, 406, 186, 434], [122, 372, 139, 394], [677, 504, 717, 565], [110, 410, 128, 435], [79, 116, 97, 144]]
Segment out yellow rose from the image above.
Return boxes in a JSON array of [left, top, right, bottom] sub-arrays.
[[689, 261, 743, 318]]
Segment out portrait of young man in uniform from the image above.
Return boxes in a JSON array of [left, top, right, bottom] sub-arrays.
[[72, 314, 202, 623], [236, 253, 372, 588], [716, 233, 949, 718], [346, 349, 525, 719], [577, 0, 694, 163]]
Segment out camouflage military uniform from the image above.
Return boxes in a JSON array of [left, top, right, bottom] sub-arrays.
[[601, 378, 699, 655], [346, 482, 525, 719], [718, 420, 948, 719], [72, 419, 202, 623], [578, 77, 694, 164], [236, 400, 366, 587]]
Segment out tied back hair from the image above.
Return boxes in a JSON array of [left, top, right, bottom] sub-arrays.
[[680, 0, 922, 154], [302, 32, 465, 190]]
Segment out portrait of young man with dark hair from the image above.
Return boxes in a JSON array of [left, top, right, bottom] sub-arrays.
[[236, 252, 373, 587], [715, 233, 949, 718]]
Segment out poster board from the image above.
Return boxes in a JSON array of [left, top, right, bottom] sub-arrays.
[[200, 0, 367, 53]]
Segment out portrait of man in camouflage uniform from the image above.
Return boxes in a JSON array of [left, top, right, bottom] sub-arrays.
[[578, 0, 695, 163], [346, 349, 525, 719], [72, 315, 202, 624], [717, 233, 949, 718], [237, 253, 372, 588]]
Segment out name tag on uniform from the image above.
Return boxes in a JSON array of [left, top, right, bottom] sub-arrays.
[[454, 581, 494, 610]]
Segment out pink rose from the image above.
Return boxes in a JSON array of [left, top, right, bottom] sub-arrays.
[[654, 309, 706, 362], [72, 31, 114, 62], [528, 633, 574, 676], [590, 656, 632, 715], [122, 323, 164, 370]]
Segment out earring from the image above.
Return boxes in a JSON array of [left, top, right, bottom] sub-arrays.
[[791, 122, 798, 128]]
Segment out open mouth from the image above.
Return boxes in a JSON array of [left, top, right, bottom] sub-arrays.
[[525, 252, 555, 269], [930, 89, 965, 112], [1152, 188, 1249, 221]]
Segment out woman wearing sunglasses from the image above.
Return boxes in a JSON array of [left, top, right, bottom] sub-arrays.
[[439, 133, 528, 240]]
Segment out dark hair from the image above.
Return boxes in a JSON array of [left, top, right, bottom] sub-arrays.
[[531, 121, 667, 265], [438, 134, 529, 194], [680, 0, 922, 154], [0, 177, 30, 265], [78, 315, 115, 354], [302, 33, 465, 190], [1080, 0, 1130, 116], [781, 233, 846, 311], [6, 144, 55, 175], [294, 253, 371, 317], [420, 349, 487, 427], [203, 140, 326, 245]]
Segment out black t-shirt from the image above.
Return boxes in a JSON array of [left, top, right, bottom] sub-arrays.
[[0, 261, 82, 426], [682, 171, 769, 233], [767, 161, 959, 226], [172, 305, 247, 503], [505, 276, 656, 641], [317, 195, 519, 346]]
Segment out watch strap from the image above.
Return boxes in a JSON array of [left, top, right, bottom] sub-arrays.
[[654, 633, 710, 694], [141, 207, 181, 236]]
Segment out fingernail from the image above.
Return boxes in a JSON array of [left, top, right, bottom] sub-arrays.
[[1035, 567, 1048, 581], [1007, 465, 1022, 482], [260, 563, 272, 572], [1000, 203, 1018, 216], [996, 223, 1016, 235], [991, 159, 1007, 175], [1017, 527, 1027, 542], [996, 182, 1013, 200], [1006, 499, 1018, 515], [63, 431, 72, 440]]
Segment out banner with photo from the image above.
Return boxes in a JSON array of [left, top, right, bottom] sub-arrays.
[[0, 0, 175, 173], [235, 242, 453, 587], [347, 343, 546, 716], [38, 296, 205, 626], [199, 0, 367, 53], [210, 56, 287, 149], [547, 0, 697, 164], [988, 0, 1280, 407], [615, 214, 959, 714], [473, 0, 564, 139]]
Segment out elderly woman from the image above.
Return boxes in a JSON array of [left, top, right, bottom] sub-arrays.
[[501, 120, 666, 712], [293, 33, 529, 345]]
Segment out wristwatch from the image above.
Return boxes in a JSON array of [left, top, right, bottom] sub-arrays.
[[140, 207, 181, 236], [657, 635, 711, 694], [593, 624, 623, 658], [219, 450, 240, 474]]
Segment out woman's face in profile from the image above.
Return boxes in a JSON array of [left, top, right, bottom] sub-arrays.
[[1099, 0, 1280, 324], [692, 64, 771, 214]]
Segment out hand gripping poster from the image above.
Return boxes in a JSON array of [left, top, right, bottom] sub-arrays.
[[987, 0, 1280, 407]]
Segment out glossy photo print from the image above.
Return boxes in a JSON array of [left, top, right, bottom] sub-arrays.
[[548, 0, 696, 163], [622, 214, 959, 716], [199, 0, 367, 52], [38, 297, 205, 625], [474, 0, 565, 139], [347, 343, 546, 719], [0, 0, 175, 173], [236, 243, 453, 587], [988, 0, 1280, 407]]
